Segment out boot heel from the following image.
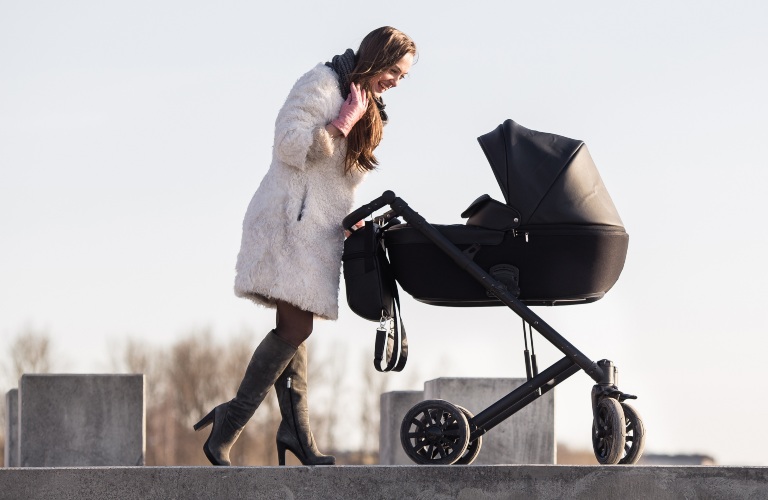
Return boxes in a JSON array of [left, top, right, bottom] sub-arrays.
[[193, 408, 215, 431], [276, 441, 288, 466]]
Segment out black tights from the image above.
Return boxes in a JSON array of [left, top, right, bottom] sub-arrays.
[[274, 300, 313, 348]]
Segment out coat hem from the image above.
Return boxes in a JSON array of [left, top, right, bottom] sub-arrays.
[[236, 289, 338, 321]]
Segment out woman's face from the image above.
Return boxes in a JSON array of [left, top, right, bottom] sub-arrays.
[[368, 53, 414, 97]]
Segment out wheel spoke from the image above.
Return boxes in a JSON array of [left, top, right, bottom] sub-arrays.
[[595, 426, 608, 438], [410, 420, 426, 432], [413, 438, 428, 449], [428, 410, 441, 427], [424, 411, 434, 426]]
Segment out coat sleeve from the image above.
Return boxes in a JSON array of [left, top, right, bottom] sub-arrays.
[[273, 67, 339, 170]]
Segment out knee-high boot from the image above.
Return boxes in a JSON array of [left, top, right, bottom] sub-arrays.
[[275, 342, 335, 465], [194, 331, 297, 466]]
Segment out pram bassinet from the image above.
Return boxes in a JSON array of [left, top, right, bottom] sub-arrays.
[[385, 119, 628, 306]]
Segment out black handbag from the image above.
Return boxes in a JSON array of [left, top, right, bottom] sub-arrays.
[[342, 220, 407, 372]]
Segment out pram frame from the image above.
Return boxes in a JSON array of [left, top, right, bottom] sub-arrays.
[[344, 191, 641, 465]]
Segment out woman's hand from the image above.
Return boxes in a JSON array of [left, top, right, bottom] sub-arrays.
[[344, 219, 365, 238], [330, 83, 369, 137]]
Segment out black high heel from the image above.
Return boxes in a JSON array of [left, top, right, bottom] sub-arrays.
[[276, 440, 291, 466], [275, 428, 335, 465], [194, 409, 214, 431], [194, 403, 238, 466]]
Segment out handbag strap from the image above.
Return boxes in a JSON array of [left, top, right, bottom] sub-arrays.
[[374, 290, 408, 373], [363, 221, 378, 272]]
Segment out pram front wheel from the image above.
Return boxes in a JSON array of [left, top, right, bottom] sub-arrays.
[[618, 403, 645, 464], [453, 405, 483, 465], [591, 398, 626, 464], [400, 399, 470, 465]]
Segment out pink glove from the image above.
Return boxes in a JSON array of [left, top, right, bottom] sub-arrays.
[[331, 83, 369, 137], [344, 220, 365, 238]]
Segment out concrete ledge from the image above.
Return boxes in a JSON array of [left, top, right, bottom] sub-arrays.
[[4, 389, 18, 467], [1, 466, 766, 500], [380, 378, 555, 465], [424, 378, 555, 464], [379, 390, 423, 465]]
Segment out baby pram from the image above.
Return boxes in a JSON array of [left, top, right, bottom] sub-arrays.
[[342, 119, 644, 465]]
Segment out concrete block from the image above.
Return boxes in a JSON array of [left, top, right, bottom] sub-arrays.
[[378, 391, 423, 465], [4, 389, 19, 467], [424, 377, 554, 464], [18, 374, 145, 467]]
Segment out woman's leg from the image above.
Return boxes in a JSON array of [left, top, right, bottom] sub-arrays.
[[274, 341, 335, 465], [272, 301, 334, 465], [193, 329, 297, 465], [275, 300, 314, 347]]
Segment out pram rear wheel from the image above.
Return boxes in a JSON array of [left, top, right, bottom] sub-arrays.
[[591, 398, 626, 465], [618, 403, 645, 464], [453, 405, 483, 465], [400, 399, 470, 465]]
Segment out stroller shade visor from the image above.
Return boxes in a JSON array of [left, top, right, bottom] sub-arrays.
[[477, 120, 624, 227]]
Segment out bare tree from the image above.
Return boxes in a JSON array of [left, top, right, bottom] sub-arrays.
[[110, 337, 174, 465], [359, 352, 390, 456], [7, 328, 53, 382], [308, 338, 348, 452], [165, 329, 228, 428]]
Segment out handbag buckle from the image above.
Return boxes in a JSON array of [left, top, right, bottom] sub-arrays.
[[378, 315, 386, 332], [378, 312, 392, 333]]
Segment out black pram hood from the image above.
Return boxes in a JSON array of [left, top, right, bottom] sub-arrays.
[[477, 119, 624, 228]]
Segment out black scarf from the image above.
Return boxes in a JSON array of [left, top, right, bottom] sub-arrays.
[[326, 49, 388, 124]]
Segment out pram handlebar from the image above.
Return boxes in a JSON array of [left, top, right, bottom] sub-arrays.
[[342, 190, 396, 230]]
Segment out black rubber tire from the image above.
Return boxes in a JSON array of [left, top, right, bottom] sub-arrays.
[[592, 398, 626, 465], [453, 405, 483, 465], [618, 403, 646, 464], [400, 399, 470, 465]]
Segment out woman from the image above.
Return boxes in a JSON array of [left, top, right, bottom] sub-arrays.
[[194, 26, 417, 466]]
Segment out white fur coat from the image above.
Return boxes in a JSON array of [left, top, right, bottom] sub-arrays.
[[234, 64, 366, 320]]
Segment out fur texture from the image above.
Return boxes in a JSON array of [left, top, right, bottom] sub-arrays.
[[234, 64, 367, 320]]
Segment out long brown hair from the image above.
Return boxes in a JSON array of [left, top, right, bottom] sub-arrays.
[[345, 27, 417, 173]]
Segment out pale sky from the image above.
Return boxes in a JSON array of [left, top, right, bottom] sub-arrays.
[[2, 1, 767, 465]]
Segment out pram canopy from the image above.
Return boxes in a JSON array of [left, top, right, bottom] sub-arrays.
[[477, 119, 624, 228]]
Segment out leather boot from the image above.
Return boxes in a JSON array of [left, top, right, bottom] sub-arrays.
[[194, 331, 297, 466], [275, 342, 336, 465]]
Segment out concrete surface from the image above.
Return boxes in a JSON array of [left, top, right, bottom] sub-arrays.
[[379, 390, 423, 465], [4, 389, 18, 467], [0, 465, 766, 500], [424, 377, 555, 465], [18, 374, 145, 467], [380, 378, 554, 465]]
